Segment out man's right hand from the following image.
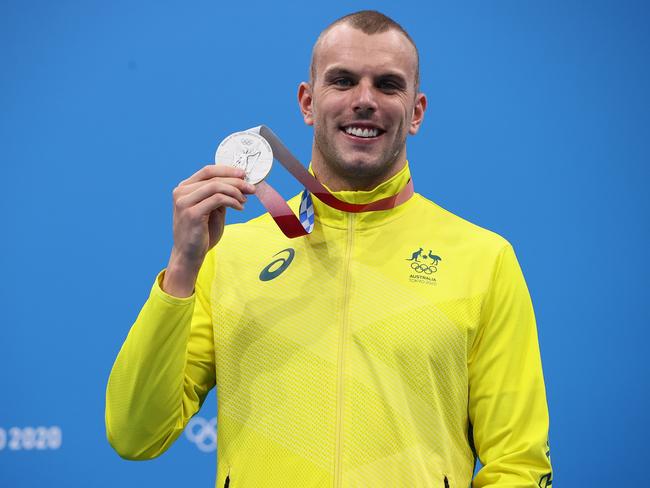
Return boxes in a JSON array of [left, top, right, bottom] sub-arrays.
[[162, 165, 256, 297]]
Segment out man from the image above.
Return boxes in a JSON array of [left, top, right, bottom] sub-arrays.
[[106, 10, 552, 487]]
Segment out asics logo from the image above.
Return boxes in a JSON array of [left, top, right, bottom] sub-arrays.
[[259, 248, 295, 281]]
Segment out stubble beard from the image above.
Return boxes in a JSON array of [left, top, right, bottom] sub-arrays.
[[313, 122, 407, 188]]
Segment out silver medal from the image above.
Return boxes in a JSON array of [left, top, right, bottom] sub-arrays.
[[215, 131, 273, 184]]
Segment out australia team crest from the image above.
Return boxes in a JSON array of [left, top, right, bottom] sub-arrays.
[[406, 247, 442, 285]]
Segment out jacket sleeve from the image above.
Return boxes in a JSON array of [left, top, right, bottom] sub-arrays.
[[105, 251, 216, 460], [468, 244, 552, 487]]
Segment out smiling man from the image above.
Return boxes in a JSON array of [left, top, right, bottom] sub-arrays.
[[300, 21, 425, 191], [106, 11, 552, 488]]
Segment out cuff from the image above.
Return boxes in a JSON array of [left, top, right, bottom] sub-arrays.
[[151, 270, 196, 306]]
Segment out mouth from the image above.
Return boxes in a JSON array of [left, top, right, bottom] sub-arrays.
[[340, 123, 385, 140]]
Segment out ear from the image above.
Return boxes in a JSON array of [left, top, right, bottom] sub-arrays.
[[298, 82, 314, 126], [408, 92, 427, 135]]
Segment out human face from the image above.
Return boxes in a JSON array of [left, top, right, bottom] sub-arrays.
[[299, 24, 426, 190]]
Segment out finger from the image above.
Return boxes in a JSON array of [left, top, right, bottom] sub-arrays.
[[193, 192, 244, 216], [172, 177, 255, 205], [174, 176, 256, 199], [179, 164, 246, 186], [178, 180, 248, 209]]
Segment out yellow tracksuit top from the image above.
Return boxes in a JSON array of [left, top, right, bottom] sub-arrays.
[[106, 163, 552, 488]]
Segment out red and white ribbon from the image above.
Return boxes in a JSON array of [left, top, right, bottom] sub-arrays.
[[219, 125, 415, 238]]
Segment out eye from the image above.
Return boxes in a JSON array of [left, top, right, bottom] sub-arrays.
[[377, 75, 408, 92], [378, 80, 401, 91], [333, 77, 354, 88]]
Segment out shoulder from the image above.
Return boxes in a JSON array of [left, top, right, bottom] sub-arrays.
[[219, 214, 280, 253], [214, 193, 301, 257], [411, 193, 511, 255], [405, 193, 522, 297]]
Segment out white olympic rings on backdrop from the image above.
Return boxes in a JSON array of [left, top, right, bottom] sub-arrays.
[[185, 416, 217, 453]]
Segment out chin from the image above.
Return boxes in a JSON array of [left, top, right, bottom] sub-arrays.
[[315, 134, 403, 186]]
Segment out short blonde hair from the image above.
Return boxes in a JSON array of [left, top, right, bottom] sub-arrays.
[[310, 10, 420, 90]]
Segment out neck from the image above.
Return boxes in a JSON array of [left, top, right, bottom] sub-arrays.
[[307, 161, 414, 230], [311, 154, 408, 192]]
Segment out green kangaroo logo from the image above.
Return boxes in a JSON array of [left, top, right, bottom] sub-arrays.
[[406, 247, 424, 262]]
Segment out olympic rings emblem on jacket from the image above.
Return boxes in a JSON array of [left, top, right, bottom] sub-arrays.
[[185, 416, 217, 452], [410, 262, 436, 274]]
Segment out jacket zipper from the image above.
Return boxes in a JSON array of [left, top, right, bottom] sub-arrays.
[[334, 214, 355, 488]]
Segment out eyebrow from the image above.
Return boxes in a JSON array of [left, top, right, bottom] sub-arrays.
[[323, 67, 357, 80]]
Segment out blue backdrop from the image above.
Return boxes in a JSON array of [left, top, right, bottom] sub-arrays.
[[1, 1, 648, 486]]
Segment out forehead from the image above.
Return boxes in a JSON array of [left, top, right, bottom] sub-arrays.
[[315, 24, 417, 82]]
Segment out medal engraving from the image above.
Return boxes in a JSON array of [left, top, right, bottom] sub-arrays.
[[215, 131, 273, 184]]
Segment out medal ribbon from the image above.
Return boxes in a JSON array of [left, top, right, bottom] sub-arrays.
[[247, 125, 414, 238]]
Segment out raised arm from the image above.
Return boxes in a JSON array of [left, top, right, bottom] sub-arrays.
[[105, 258, 216, 459], [105, 164, 256, 459]]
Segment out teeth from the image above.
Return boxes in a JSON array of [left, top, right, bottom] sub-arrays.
[[345, 126, 379, 138]]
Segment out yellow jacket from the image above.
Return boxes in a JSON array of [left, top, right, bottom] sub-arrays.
[[106, 163, 552, 487]]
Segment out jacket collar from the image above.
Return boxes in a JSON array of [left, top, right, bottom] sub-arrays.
[[311, 162, 415, 230]]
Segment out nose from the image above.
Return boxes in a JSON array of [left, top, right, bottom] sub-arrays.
[[352, 79, 378, 116]]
